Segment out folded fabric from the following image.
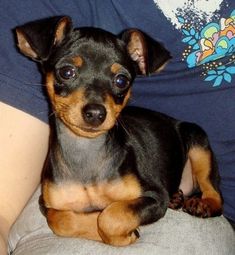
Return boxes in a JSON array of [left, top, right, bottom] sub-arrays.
[[8, 186, 235, 255]]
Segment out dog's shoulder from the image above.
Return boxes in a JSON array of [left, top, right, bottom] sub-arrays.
[[120, 106, 178, 128]]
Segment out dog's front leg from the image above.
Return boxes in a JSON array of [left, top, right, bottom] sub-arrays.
[[46, 208, 102, 241], [97, 195, 168, 246]]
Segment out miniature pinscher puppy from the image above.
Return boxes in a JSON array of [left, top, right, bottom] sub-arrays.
[[16, 16, 222, 246]]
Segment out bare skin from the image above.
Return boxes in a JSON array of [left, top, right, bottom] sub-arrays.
[[0, 102, 49, 254]]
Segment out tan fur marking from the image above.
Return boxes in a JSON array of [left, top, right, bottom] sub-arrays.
[[72, 56, 83, 67], [127, 32, 145, 59], [104, 174, 142, 201], [54, 17, 70, 44], [127, 31, 147, 74], [111, 63, 122, 74], [42, 180, 90, 211], [46, 73, 131, 138], [42, 180, 51, 209], [105, 89, 131, 123], [43, 175, 142, 245], [189, 147, 222, 211], [16, 30, 38, 59], [42, 174, 141, 212], [47, 209, 102, 241], [98, 200, 140, 246], [46, 72, 102, 138], [45, 72, 56, 103]]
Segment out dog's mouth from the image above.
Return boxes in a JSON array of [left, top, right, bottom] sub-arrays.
[[56, 105, 116, 137], [79, 126, 102, 133], [75, 125, 109, 138], [66, 120, 102, 132], [61, 118, 108, 138]]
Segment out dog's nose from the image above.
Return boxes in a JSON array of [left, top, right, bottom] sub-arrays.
[[82, 104, 107, 126]]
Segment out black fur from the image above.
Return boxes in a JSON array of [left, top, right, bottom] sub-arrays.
[[16, 16, 222, 245]]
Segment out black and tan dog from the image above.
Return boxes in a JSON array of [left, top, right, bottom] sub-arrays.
[[16, 16, 222, 246]]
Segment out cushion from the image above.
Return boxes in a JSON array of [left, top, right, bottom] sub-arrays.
[[8, 186, 235, 255]]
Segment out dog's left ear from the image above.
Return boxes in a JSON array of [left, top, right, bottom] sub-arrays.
[[16, 16, 72, 62], [121, 29, 171, 75]]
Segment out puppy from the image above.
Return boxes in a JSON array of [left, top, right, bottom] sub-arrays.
[[16, 16, 222, 246]]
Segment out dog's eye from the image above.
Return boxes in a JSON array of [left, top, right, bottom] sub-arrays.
[[58, 66, 76, 80], [113, 74, 130, 89]]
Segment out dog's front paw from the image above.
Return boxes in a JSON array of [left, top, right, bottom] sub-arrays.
[[183, 197, 222, 217], [97, 201, 140, 246], [99, 227, 139, 247]]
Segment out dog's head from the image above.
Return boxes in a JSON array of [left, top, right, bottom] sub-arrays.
[[16, 16, 171, 138]]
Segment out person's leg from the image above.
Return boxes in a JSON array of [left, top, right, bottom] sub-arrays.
[[0, 102, 49, 255]]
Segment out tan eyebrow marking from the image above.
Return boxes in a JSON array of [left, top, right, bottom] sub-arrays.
[[111, 63, 123, 74], [72, 56, 83, 67]]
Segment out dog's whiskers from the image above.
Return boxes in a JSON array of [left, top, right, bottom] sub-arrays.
[[117, 118, 132, 137]]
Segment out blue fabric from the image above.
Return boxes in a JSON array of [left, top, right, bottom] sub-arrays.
[[0, 0, 234, 222]]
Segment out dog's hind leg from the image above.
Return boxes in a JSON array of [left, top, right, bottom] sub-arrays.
[[178, 122, 223, 217], [183, 146, 222, 217]]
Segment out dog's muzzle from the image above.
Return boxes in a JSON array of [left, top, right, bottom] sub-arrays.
[[82, 103, 107, 127]]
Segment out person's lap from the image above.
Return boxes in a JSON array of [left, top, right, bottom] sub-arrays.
[[8, 187, 235, 255]]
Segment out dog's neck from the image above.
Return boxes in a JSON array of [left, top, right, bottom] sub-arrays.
[[55, 118, 107, 153], [52, 118, 119, 183]]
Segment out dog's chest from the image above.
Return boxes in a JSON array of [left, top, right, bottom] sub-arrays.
[[43, 174, 141, 212], [44, 122, 142, 212]]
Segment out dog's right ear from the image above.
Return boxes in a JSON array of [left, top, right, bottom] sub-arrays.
[[121, 29, 171, 75], [15, 16, 72, 62]]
